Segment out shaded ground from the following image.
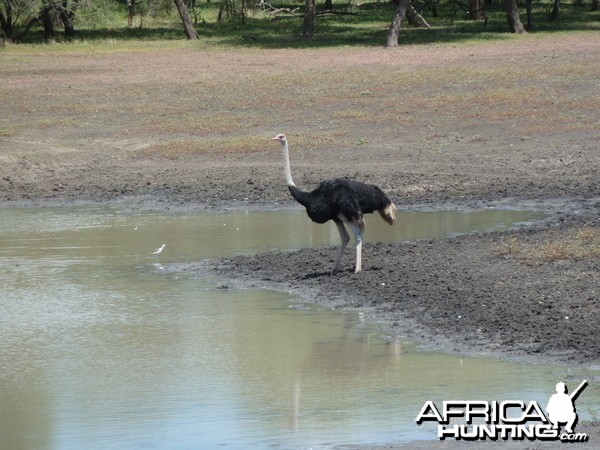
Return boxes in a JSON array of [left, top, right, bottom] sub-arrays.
[[1, 34, 599, 445]]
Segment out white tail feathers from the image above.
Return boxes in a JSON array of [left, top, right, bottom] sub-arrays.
[[379, 203, 397, 225]]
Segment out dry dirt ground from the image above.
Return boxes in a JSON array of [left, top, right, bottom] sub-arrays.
[[1, 34, 599, 445]]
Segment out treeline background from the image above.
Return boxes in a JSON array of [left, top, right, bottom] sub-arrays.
[[1, 0, 598, 46]]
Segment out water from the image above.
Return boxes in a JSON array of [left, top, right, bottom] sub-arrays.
[[0, 206, 597, 449]]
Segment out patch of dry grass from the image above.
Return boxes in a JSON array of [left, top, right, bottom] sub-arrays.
[[133, 135, 271, 159], [0, 125, 20, 137], [496, 225, 600, 264], [139, 112, 256, 136], [2, 36, 599, 161]]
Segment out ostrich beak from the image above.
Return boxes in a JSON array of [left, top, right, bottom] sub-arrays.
[[271, 136, 279, 141]]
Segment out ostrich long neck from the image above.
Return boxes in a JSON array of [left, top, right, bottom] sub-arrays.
[[281, 140, 311, 207], [282, 140, 296, 187]]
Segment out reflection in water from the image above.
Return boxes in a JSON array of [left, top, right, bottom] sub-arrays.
[[0, 207, 597, 449]]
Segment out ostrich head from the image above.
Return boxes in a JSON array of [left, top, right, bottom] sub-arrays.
[[271, 134, 287, 144]]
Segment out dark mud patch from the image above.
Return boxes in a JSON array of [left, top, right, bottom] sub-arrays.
[[177, 203, 600, 368]]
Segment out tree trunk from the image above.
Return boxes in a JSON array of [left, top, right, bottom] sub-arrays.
[[386, 0, 409, 47], [174, 0, 199, 39], [549, 0, 560, 20], [127, 0, 136, 28], [59, 0, 79, 38], [0, 3, 14, 40], [303, 0, 315, 38], [504, 0, 526, 33], [407, 5, 431, 28], [592, 0, 598, 12], [425, 0, 438, 17], [40, 4, 55, 41], [525, 0, 533, 30], [469, 0, 485, 20], [324, 0, 333, 10]]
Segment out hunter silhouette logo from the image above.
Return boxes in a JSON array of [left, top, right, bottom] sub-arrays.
[[416, 380, 589, 442], [547, 380, 587, 434]]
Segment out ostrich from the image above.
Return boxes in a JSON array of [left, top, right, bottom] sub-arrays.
[[272, 133, 396, 274]]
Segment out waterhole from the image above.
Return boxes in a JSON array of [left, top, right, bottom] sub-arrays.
[[0, 206, 596, 448]]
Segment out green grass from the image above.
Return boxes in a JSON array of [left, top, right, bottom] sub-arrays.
[[4, 0, 599, 47]]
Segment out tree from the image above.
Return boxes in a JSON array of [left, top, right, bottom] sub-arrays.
[[303, 0, 315, 38], [469, 0, 485, 21], [173, 0, 199, 39], [525, 0, 533, 30], [127, 0, 136, 28], [57, 0, 79, 38], [386, 0, 409, 47], [4, 0, 82, 42], [0, 0, 16, 39], [549, 0, 560, 21], [40, 0, 55, 40], [0, 0, 41, 42], [504, 0, 526, 33]]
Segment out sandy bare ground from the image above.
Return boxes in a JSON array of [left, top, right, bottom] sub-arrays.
[[2, 34, 599, 210]]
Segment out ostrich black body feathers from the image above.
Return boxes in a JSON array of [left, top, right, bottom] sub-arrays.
[[288, 178, 393, 225]]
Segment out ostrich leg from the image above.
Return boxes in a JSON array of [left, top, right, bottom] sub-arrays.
[[332, 220, 350, 275], [347, 221, 363, 273]]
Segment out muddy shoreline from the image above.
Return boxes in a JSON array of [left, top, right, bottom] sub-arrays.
[[164, 196, 599, 368], [2, 179, 599, 368], [5, 192, 598, 367]]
